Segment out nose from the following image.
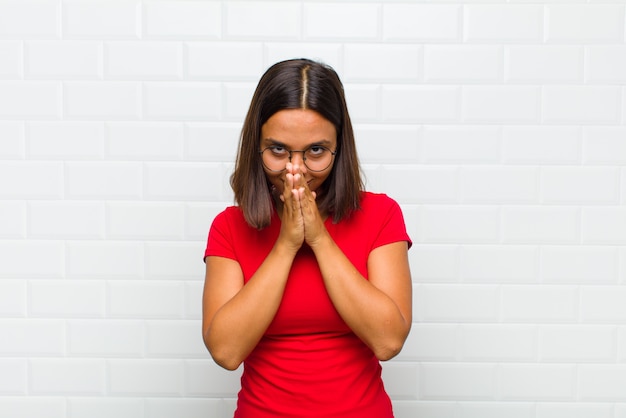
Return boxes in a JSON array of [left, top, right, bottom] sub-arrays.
[[289, 151, 307, 172]]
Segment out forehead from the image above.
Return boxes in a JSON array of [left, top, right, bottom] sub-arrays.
[[261, 109, 336, 147]]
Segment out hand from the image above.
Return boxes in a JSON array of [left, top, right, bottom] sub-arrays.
[[287, 164, 329, 249], [276, 163, 305, 253]]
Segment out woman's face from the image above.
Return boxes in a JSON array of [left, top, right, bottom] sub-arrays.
[[260, 108, 337, 196]]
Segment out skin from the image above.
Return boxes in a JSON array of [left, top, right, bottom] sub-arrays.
[[202, 109, 412, 370]]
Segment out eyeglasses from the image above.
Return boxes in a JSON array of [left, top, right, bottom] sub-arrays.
[[260, 144, 337, 172]]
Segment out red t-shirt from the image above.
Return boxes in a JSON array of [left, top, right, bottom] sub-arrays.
[[204, 192, 412, 418]]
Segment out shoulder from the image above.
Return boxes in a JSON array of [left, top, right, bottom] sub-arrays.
[[359, 191, 401, 212]]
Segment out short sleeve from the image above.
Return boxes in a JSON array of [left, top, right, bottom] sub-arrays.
[[371, 195, 412, 250], [204, 209, 237, 261]]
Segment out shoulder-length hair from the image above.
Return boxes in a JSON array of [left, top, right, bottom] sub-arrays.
[[230, 58, 363, 229]]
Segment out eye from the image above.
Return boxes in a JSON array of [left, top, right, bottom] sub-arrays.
[[307, 145, 326, 157], [268, 145, 288, 156]]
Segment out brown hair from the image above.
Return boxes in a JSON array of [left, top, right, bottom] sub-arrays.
[[230, 58, 363, 229]]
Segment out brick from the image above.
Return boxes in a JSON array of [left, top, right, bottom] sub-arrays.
[[108, 281, 184, 318], [393, 401, 456, 418], [345, 44, 420, 81], [145, 398, 225, 418], [31, 359, 105, 395], [144, 162, 223, 200], [464, 5, 543, 43], [0, 41, 22, 78], [397, 324, 457, 361], [578, 365, 626, 400], [460, 245, 538, 283], [499, 365, 575, 400], [0, 201, 26, 238], [356, 124, 420, 164], [457, 403, 534, 418], [419, 363, 496, 400], [109, 359, 183, 395], [264, 44, 342, 71], [539, 325, 616, 362], [0, 0, 59, 38], [418, 206, 499, 244], [382, 167, 457, 204], [30, 280, 105, 318], [501, 207, 579, 244], [502, 126, 581, 164], [501, 285, 578, 323], [546, 4, 625, 43], [28, 201, 105, 239], [25, 41, 101, 78], [184, 359, 242, 397], [66, 162, 142, 199], [0, 359, 27, 394], [0, 319, 65, 356], [146, 242, 205, 280], [225, 2, 300, 39], [536, 403, 613, 418], [541, 167, 619, 204], [0, 398, 65, 418], [143, 82, 221, 120], [0, 81, 60, 119], [542, 86, 621, 124], [185, 202, 226, 242], [411, 245, 459, 283], [586, 46, 626, 83], [106, 122, 183, 160], [67, 398, 144, 418], [66, 242, 144, 279], [582, 207, 626, 244], [223, 82, 256, 121], [415, 284, 499, 322], [583, 127, 626, 164], [424, 46, 502, 83], [107, 202, 185, 240], [383, 4, 460, 42], [460, 167, 538, 203], [146, 320, 206, 357], [382, 86, 460, 123], [144, 1, 221, 39], [184, 282, 203, 320], [0, 241, 64, 279], [581, 286, 626, 323], [63, 0, 140, 39], [27, 122, 104, 159], [64, 82, 141, 119], [505, 46, 583, 83], [460, 324, 536, 362], [382, 362, 419, 399], [305, 3, 379, 40], [0, 121, 24, 158], [105, 41, 182, 79], [68, 319, 144, 357], [541, 246, 618, 284], [462, 86, 539, 123], [0, 281, 26, 317], [187, 43, 264, 80]]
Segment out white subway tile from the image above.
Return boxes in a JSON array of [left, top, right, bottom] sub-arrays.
[[68, 319, 144, 357], [581, 286, 626, 323], [541, 167, 620, 204], [415, 284, 499, 322], [105, 41, 182, 80], [145, 398, 224, 418], [144, 162, 223, 200], [107, 202, 184, 240], [222, 82, 256, 121], [462, 86, 539, 123], [394, 401, 456, 418], [185, 202, 225, 242], [539, 325, 616, 362], [382, 167, 457, 204], [225, 2, 300, 39], [583, 127, 626, 164], [505, 46, 583, 83], [422, 126, 500, 164], [184, 281, 203, 320], [63, 0, 140, 39], [66, 162, 142, 199], [184, 359, 242, 397], [345, 44, 420, 81], [582, 207, 626, 245], [460, 167, 538, 203], [27, 122, 104, 159], [541, 246, 618, 284], [28, 201, 105, 239], [108, 281, 184, 318], [0, 81, 61, 119], [67, 398, 144, 418], [397, 324, 458, 361], [460, 324, 537, 362], [0, 359, 27, 394], [499, 364, 575, 400], [30, 359, 105, 395], [106, 122, 183, 160], [502, 126, 581, 164], [187, 43, 264, 80], [464, 5, 543, 43], [143, 82, 220, 120], [30, 280, 105, 318], [586, 46, 626, 83], [501, 207, 579, 244], [546, 4, 625, 43], [382, 86, 460, 123], [143, 1, 221, 39], [0, 121, 24, 159], [305, 3, 379, 40], [418, 206, 500, 244], [536, 403, 613, 418], [501, 285, 578, 323], [542, 86, 621, 124], [0, 41, 22, 78], [0, 281, 26, 317], [146, 320, 206, 357], [67, 242, 144, 279], [264, 43, 342, 71], [0, 319, 65, 356], [411, 245, 459, 283], [146, 242, 205, 280], [383, 4, 461, 42], [344, 84, 379, 122], [0, 398, 65, 418], [0, 0, 59, 38], [382, 362, 419, 399], [578, 365, 626, 400], [355, 124, 420, 164], [0, 201, 26, 238], [461, 245, 538, 283], [457, 402, 534, 418], [419, 363, 496, 400], [0, 241, 64, 278], [25, 41, 101, 79], [425, 46, 502, 83], [64, 82, 141, 119], [109, 359, 182, 395]]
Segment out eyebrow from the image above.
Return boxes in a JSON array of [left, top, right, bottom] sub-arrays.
[[262, 137, 333, 148]]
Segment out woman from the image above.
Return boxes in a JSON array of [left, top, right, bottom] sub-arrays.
[[202, 58, 412, 418]]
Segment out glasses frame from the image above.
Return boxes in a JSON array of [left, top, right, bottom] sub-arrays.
[[259, 145, 337, 173]]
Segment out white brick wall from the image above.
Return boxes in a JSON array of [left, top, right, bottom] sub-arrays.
[[0, 1, 624, 417]]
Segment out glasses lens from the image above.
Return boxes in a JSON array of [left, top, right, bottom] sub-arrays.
[[261, 146, 334, 172], [303, 146, 333, 172], [261, 148, 287, 172]]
